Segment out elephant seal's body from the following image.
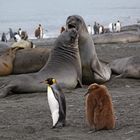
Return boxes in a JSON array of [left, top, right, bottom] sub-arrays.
[[66, 15, 111, 84], [0, 47, 50, 74], [109, 56, 140, 78], [13, 47, 51, 74], [0, 28, 82, 97], [93, 31, 140, 44]]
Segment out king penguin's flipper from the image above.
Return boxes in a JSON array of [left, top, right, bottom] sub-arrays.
[[51, 84, 66, 117]]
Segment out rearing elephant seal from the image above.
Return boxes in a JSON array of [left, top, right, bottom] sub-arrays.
[[0, 28, 82, 97], [109, 56, 140, 78], [66, 15, 111, 84]]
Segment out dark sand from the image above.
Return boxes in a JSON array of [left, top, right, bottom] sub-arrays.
[[0, 41, 140, 140]]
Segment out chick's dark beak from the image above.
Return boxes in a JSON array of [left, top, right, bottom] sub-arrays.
[[84, 91, 89, 96]]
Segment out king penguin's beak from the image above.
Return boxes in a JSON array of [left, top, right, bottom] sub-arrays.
[[40, 80, 48, 84]]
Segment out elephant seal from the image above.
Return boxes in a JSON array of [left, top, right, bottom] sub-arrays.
[[93, 31, 140, 44], [13, 47, 50, 74], [0, 28, 82, 97], [0, 48, 19, 76], [109, 56, 140, 78], [0, 47, 50, 74], [66, 15, 111, 84], [11, 40, 34, 49]]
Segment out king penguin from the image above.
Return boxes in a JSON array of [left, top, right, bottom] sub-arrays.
[[41, 78, 66, 128]]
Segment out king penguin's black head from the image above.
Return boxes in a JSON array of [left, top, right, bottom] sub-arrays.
[[41, 78, 57, 85]]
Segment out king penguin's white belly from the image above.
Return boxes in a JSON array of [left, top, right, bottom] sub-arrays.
[[47, 86, 59, 126]]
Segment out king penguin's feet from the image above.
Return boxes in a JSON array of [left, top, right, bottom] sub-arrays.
[[51, 122, 65, 129]]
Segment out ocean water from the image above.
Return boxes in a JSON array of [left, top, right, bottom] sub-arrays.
[[0, 0, 140, 39]]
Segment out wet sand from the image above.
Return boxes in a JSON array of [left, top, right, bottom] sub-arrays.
[[0, 41, 140, 140]]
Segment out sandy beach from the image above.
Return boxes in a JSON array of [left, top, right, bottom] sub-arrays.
[[0, 39, 140, 140], [0, 0, 140, 139]]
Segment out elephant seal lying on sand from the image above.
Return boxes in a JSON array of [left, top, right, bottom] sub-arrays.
[[93, 31, 140, 44], [11, 40, 34, 49], [0, 28, 82, 97], [109, 56, 140, 78], [66, 15, 111, 84], [13, 47, 51, 74], [0, 47, 50, 74]]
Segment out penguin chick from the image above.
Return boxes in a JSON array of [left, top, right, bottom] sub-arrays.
[[41, 78, 66, 129], [85, 83, 115, 131]]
